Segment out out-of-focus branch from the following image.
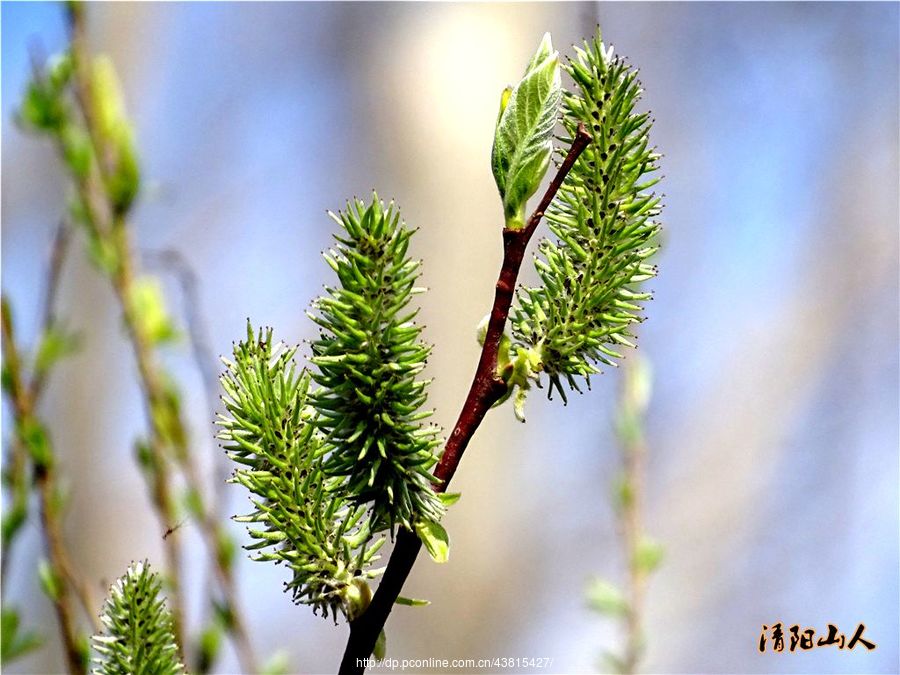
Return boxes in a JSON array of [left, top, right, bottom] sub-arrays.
[[1, 299, 88, 674], [64, 4, 187, 650], [143, 248, 258, 672], [618, 356, 651, 673], [588, 354, 662, 674], [55, 8, 257, 670], [30, 222, 71, 401], [1, 221, 98, 636], [142, 249, 226, 514]]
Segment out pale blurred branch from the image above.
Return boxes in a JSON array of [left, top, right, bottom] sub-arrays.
[[1, 298, 92, 673]]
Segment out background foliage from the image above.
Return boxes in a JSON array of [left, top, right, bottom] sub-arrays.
[[2, 3, 898, 673]]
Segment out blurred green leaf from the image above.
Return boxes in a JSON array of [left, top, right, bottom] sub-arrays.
[[373, 629, 387, 660], [60, 124, 92, 180], [634, 536, 664, 575], [586, 578, 628, 616], [1, 607, 44, 663], [215, 529, 237, 573], [128, 277, 177, 346], [261, 651, 290, 675], [38, 560, 61, 601], [84, 232, 119, 274], [600, 649, 628, 675], [612, 473, 634, 512], [90, 56, 140, 214], [20, 419, 52, 471], [34, 326, 80, 380], [183, 487, 203, 518], [196, 620, 223, 674]]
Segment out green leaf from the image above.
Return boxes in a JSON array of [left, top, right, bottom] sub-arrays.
[[38, 560, 61, 601], [17, 54, 71, 133], [395, 596, 430, 607], [215, 529, 237, 573], [415, 519, 450, 564], [197, 621, 223, 674], [612, 474, 635, 513], [60, 124, 93, 179], [84, 231, 120, 274], [90, 56, 140, 214], [586, 578, 628, 616], [20, 419, 52, 471], [128, 277, 177, 345], [34, 326, 79, 380], [634, 536, 664, 575], [1, 501, 28, 553], [261, 652, 291, 675], [373, 629, 387, 661], [182, 487, 204, 519], [491, 33, 562, 229], [1, 607, 43, 663], [600, 650, 628, 675], [623, 356, 653, 415], [437, 492, 461, 507]]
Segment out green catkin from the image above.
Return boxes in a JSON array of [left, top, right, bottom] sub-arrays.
[[511, 28, 661, 401], [218, 325, 383, 620], [92, 562, 184, 675], [309, 195, 444, 534]]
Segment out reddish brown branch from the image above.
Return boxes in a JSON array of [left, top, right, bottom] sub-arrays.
[[339, 124, 591, 674]]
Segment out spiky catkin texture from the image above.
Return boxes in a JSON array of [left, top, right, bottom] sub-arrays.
[[92, 561, 184, 675], [309, 195, 444, 533], [511, 29, 661, 400], [219, 325, 384, 620]]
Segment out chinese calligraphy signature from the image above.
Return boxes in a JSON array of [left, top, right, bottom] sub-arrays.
[[759, 622, 876, 653]]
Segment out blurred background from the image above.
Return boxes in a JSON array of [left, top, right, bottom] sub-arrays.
[[2, 2, 898, 674]]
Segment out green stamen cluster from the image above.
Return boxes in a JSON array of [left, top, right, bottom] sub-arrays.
[[92, 562, 183, 675], [310, 195, 444, 533], [219, 325, 384, 620], [511, 29, 661, 400]]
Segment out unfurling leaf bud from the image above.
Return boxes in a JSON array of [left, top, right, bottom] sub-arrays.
[[491, 33, 562, 230]]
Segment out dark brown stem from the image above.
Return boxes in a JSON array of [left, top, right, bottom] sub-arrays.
[[339, 124, 591, 674]]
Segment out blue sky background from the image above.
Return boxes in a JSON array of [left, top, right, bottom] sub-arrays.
[[3, 3, 898, 674]]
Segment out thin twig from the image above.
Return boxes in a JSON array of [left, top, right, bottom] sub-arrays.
[[141, 250, 230, 660], [618, 356, 650, 674], [30, 221, 72, 401], [143, 249, 259, 673], [62, 11, 257, 671], [1, 222, 99, 633], [1, 300, 86, 674], [65, 6, 188, 650], [339, 124, 592, 674], [142, 249, 227, 517]]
